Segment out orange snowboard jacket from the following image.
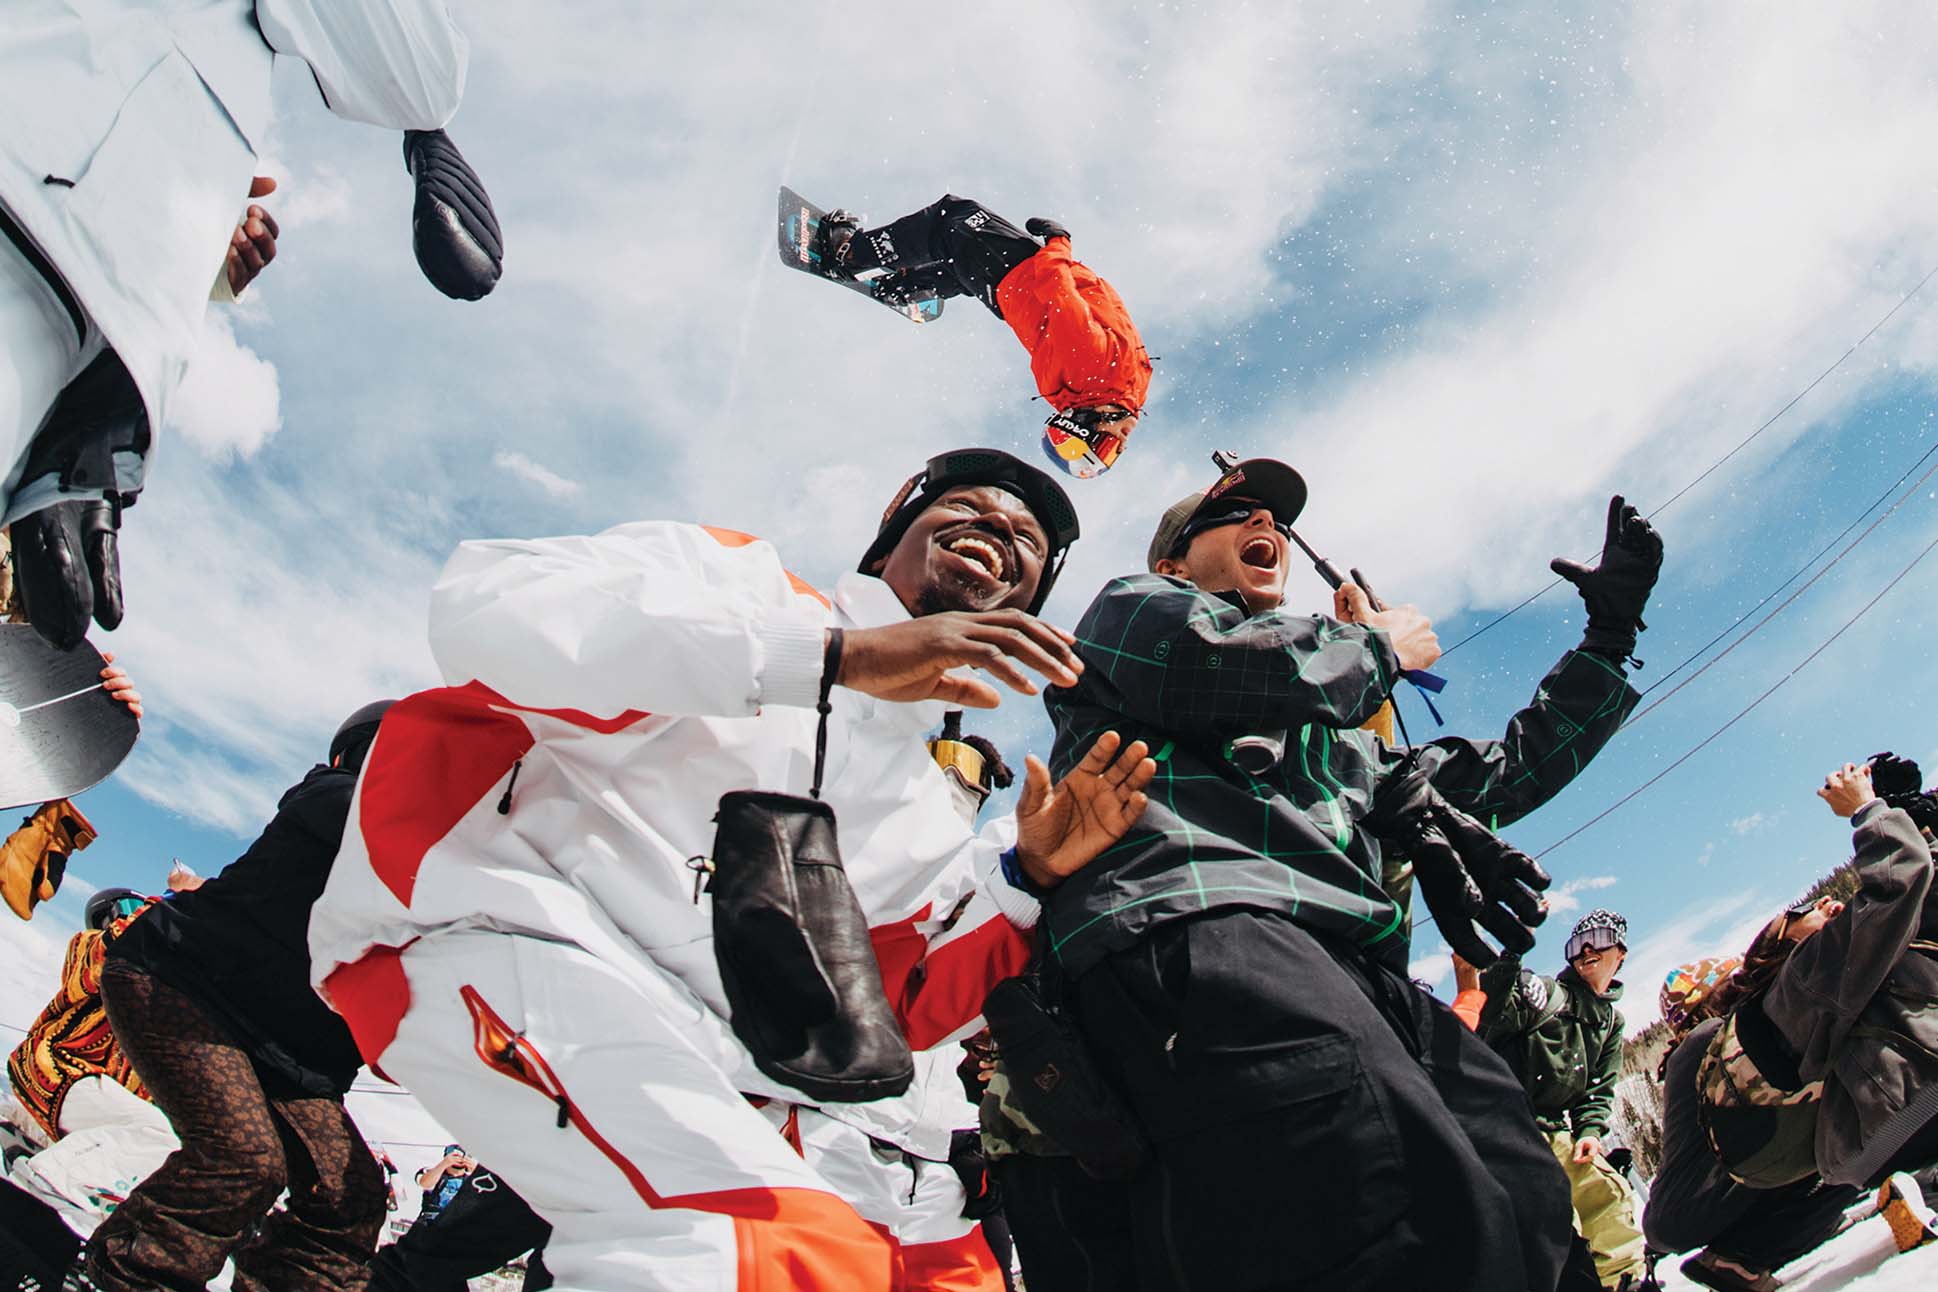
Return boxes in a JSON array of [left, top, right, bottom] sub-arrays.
[[995, 238, 1151, 415]]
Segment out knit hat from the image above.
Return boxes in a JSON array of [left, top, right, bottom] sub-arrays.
[[1563, 908, 1627, 962], [1660, 956, 1743, 1035]]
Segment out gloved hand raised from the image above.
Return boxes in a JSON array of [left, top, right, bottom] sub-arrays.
[[12, 499, 124, 650], [1550, 495, 1663, 655], [1368, 767, 1551, 968], [404, 129, 503, 300]]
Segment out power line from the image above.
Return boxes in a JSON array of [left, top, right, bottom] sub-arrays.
[[1440, 260, 1938, 659], [1620, 446, 1938, 728], [1534, 520, 1938, 860]]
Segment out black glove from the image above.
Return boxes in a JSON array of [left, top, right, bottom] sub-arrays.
[[11, 499, 124, 649], [403, 129, 503, 300], [1025, 216, 1071, 242], [1550, 494, 1663, 656], [1368, 768, 1551, 968], [1868, 750, 1924, 800], [947, 1129, 1003, 1219]]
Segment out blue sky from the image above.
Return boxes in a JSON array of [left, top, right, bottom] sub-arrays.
[[8, 0, 1938, 1039]]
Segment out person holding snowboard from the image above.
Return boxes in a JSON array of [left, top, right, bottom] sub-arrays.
[[308, 447, 1156, 1291], [817, 197, 1151, 478], [1036, 465, 1662, 1292], [1475, 910, 1647, 1290]]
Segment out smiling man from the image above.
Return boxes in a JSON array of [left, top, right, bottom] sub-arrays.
[[307, 447, 1155, 1292], [1479, 910, 1647, 1291], [1034, 457, 1662, 1292]]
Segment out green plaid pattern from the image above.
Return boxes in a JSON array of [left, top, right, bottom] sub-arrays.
[[1042, 574, 1640, 977]]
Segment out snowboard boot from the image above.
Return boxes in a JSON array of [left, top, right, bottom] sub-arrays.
[[1877, 1172, 1938, 1252], [1025, 216, 1072, 243], [812, 209, 866, 280], [1678, 1251, 1778, 1292], [0, 800, 97, 920]]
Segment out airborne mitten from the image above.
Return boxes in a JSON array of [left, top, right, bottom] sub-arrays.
[[707, 790, 913, 1103], [404, 130, 504, 300]]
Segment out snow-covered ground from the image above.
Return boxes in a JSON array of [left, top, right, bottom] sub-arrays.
[[1654, 1214, 1937, 1290]]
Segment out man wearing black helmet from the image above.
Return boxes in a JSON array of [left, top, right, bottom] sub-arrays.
[[307, 448, 1155, 1292], [81, 701, 398, 1291], [1035, 458, 1663, 1292]]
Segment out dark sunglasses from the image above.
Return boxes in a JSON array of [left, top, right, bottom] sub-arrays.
[[1171, 501, 1290, 557]]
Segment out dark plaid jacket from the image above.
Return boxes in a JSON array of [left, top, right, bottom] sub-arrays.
[[1042, 574, 1640, 977]]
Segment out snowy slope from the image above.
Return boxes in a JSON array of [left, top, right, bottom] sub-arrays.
[[1657, 1215, 1938, 1291]]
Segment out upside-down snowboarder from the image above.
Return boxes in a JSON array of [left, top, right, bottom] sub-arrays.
[[814, 196, 1152, 478]]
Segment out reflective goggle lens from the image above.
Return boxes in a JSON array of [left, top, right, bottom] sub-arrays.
[[1565, 928, 1623, 961], [930, 738, 989, 797]]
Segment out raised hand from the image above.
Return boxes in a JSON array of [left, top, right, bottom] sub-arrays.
[[226, 176, 279, 295], [1550, 494, 1664, 638], [1014, 730, 1157, 889], [838, 612, 1081, 709]]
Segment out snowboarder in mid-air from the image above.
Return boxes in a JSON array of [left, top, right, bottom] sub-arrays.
[[811, 194, 1151, 479]]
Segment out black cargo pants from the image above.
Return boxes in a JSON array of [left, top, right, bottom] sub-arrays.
[[1070, 908, 1573, 1292], [844, 195, 1041, 314]]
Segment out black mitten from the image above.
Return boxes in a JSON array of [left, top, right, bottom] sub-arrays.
[[1368, 768, 1551, 968], [404, 129, 503, 300], [1551, 495, 1664, 657], [12, 499, 123, 649], [1025, 216, 1071, 243], [708, 790, 913, 1103]]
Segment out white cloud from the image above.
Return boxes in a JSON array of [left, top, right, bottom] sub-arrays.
[[1546, 874, 1618, 916], [1409, 943, 1453, 992], [493, 450, 583, 500], [168, 314, 283, 460], [1618, 890, 1780, 1036], [1728, 812, 1769, 836]]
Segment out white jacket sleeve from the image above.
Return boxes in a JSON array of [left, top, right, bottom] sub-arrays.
[[256, 0, 467, 128], [429, 521, 830, 718]]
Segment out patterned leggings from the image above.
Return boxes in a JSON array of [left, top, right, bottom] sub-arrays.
[[84, 962, 386, 1292]]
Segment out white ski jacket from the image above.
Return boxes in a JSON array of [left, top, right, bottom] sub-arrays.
[[310, 522, 1040, 1159], [0, 0, 466, 516]]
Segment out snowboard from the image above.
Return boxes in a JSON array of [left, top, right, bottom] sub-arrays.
[[0, 626, 138, 811], [777, 186, 945, 323]]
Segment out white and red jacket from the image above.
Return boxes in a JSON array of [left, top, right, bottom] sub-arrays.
[[309, 522, 1038, 1159]]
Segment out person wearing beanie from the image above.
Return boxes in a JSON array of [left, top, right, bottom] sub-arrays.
[[1478, 908, 1647, 1290]]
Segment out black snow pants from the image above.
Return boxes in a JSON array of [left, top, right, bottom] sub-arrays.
[[847, 195, 1041, 314], [991, 1153, 1145, 1292], [1070, 909, 1573, 1292], [1643, 1019, 1859, 1272]]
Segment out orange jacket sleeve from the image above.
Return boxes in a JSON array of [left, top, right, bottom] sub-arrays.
[[1452, 988, 1487, 1032], [995, 238, 1151, 414]]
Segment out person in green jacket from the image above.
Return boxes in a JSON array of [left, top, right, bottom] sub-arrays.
[[1478, 907, 1646, 1290]]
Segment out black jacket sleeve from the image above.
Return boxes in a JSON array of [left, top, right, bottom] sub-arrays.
[[1395, 649, 1640, 828], [1065, 574, 1401, 740]]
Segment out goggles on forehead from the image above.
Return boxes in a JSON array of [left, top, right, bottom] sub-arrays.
[[110, 896, 146, 922], [1042, 410, 1128, 480], [1564, 927, 1625, 962], [930, 737, 991, 802]]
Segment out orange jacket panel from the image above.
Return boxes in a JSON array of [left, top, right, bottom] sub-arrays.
[[995, 238, 1151, 414]]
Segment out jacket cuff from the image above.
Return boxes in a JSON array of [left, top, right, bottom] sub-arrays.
[[1852, 799, 1889, 829], [753, 615, 828, 709], [980, 848, 1043, 930]]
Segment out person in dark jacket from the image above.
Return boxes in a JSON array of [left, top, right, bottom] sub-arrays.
[[818, 195, 1151, 478], [1478, 909, 1645, 1289], [81, 701, 396, 1292], [1039, 460, 1662, 1292], [367, 1150, 553, 1292]]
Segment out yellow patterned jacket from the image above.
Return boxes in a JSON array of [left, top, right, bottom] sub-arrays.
[[6, 912, 151, 1140]]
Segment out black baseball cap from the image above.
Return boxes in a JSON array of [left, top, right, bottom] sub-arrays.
[[860, 448, 1081, 614], [1146, 457, 1308, 572]]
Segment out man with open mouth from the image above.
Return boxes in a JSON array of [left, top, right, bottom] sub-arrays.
[[1033, 457, 1664, 1292], [306, 447, 1155, 1292]]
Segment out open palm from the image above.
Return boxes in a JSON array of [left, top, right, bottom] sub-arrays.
[[1015, 731, 1157, 887]]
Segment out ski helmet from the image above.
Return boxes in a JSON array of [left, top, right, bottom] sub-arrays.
[[860, 448, 1080, 614], [85, 887, 145, 931], [330, 700, 397, 772], [1563, 908, 1627, 962], [1661, 956, 1741, 1035]]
